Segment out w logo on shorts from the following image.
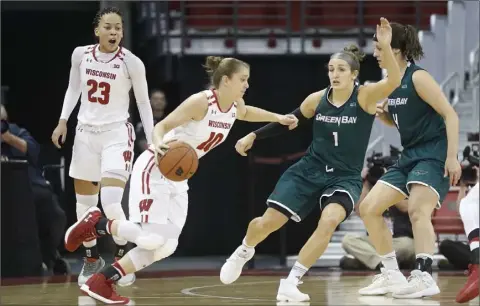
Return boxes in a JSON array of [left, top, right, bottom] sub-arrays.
[[123, 150, 133, 172]]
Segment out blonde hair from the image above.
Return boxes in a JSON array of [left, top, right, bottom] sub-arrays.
[[203, 56, 250, 88]]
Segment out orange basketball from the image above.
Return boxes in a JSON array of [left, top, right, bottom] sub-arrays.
[[157, 141, 198, 181]]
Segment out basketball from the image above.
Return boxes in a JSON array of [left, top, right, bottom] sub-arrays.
[[157, 140, 199, 181]]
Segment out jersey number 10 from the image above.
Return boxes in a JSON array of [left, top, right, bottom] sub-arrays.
[[197, 132, 224, 152], [87, 79, 111, 105]]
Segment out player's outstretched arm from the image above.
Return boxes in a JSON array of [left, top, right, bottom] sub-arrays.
[[234, 90, 324, 156], [152, 93, 208, 155], [235, 98, 297, 127], [128, 55, 154, 145], [358, 18, 401, 114]]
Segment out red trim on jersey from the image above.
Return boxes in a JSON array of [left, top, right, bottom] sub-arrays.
[[126, 122, 134, 147], [470, 237, 480, 244], [210, 89, 235, 113], [141, 156, 155, 195], [92, 45, 123, 63]]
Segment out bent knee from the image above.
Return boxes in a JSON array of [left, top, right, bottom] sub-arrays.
[[153, 239, 178, 261], [317, 216, 341, 236], [254, 216, 285, 233], [359, 198, 384, 217], [253, 209, 288, 233], [407, 206, 432, 223]]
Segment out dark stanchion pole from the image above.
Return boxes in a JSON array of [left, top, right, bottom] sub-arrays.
[[247, 153, 256, 269], [278, 155, 288, 267]]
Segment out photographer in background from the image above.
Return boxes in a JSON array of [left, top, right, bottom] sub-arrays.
[[341, 147, 415, 270], [1, 104, 70, 276]]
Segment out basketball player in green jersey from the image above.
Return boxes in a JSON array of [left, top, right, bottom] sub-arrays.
[[358, 22, 462, 299], [220, 18, 403, 302]]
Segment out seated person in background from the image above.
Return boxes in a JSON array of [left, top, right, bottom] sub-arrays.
[[340, 166, 415, 270], [134, 89, 167, 154], [1, 104, 70, 275]]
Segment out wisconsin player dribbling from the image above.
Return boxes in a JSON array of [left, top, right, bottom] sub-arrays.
[[64, 56, 298, 304], [51, 7, 154, 287]]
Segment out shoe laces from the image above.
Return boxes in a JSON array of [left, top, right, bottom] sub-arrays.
[[406, 270, 428, 287], [82, 258, 102, 276], [372, 268, 389, 284]]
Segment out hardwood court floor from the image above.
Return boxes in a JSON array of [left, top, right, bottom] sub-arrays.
[[1, 272, 477, 305]]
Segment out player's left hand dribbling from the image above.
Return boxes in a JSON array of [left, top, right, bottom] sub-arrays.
[[444, 157, 462, 186]]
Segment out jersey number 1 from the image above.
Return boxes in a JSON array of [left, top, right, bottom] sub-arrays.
[[87, 79, 111, 105], [197, 132, 224, 152], [333, 132, 339, 147]]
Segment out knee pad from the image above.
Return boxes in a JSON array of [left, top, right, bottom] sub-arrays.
[[76, 194, 99, 219], [135, 232, 165, 251], [127, 247, 156, 271], [153, 239, 178, 261], [100, 186, 126, 220], [134, 223, 181, 251]]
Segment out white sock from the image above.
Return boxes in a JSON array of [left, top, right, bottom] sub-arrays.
[[101, 186, 128, 245], [287, 261, 308, 281], [381, 251, 399, 270], [242, 238, 255, 250]]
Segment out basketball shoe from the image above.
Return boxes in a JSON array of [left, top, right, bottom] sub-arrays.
[[80, 273, 130, 304]]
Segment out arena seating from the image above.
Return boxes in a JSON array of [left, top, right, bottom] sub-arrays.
[[171, 1, 447, 32]]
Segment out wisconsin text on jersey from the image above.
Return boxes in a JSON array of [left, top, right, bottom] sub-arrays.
[[208, 120, 232, 129], [85, 68, 117, 80], [315, 113, 357, 126], [388, 97, 408, 106]]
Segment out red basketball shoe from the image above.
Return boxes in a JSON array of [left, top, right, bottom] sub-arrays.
[[80, 273, 130, 304], [456, 264, 479, 303], [64, 207, 102, 252]]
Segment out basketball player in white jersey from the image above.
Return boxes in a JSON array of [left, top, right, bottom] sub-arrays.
[[51, 7, 154, 287], [64, 56, 298, 304]]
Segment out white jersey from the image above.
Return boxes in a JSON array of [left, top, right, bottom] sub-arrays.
[[163, 89, 237, 159], [76, 45, 132, 125], [60, 45, 154, 141]]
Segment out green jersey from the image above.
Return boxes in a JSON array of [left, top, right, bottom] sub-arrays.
[[307, 85, 375, 174], [387, 62, 446, 149]]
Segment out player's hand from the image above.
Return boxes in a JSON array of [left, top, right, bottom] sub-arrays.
[[376, 17, 392, 47], [277, 114, 298, 130], [235, 133, 256, 156], [444, 156, 462, 186], [375, 99, 388, 116], [51, 120, 67, 149]]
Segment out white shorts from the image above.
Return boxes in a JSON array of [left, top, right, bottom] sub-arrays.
[[129, 149, 189, 230], [69, 121, 135, 182], [464, 182, 479, 203]]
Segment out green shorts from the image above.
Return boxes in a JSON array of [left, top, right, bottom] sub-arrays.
[[266, 157, 362, 222], [379, 138, 449, 206]]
